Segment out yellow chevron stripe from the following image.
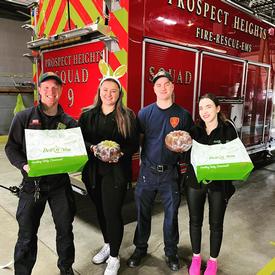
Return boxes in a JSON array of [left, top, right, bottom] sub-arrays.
[[113, 49, 128, 103], [44, 0, 62, 35], [114, 48, 127, 67], [56, 8, 68, 34], [113, 8, 128, 33], [37, 0, 50, 32], [70, 4, 85, 28], [79, 0, 102, 23]]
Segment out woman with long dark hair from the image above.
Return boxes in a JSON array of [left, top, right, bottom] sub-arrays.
[[187, 93, 238, 275], [78, 75, 139, 275]]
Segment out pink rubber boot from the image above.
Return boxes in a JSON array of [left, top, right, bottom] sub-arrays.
[[189, 255, 201, 275], [204, 259, 218, 275]]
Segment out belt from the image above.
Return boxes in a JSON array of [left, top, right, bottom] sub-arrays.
[[150, 164, 174, 173]]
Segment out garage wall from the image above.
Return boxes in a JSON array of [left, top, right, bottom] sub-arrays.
[[0, 94, 33, 135], [0, 17, 33, 134]]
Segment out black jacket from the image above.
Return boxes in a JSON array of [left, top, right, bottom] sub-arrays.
[[78, 106, 139, 188], [5, 103, 77, 190], [187, 119, 238, 199]]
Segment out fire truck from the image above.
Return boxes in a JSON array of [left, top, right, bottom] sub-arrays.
[[24, 0, 275, 189]]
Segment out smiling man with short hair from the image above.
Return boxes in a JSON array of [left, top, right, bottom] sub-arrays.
[[5, 72, 77, 275]]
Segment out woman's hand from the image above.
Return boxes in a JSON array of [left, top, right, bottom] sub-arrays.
[[23, 164, 30, 173], [90, 145, 95, 153]]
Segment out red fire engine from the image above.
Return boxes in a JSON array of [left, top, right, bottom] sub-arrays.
[[25, 0, 275, 186]]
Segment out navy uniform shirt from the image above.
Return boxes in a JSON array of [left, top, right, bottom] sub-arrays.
[[138, 103, 193, 166]]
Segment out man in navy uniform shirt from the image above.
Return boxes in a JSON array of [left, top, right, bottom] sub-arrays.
[[127, 70, 193, 271]]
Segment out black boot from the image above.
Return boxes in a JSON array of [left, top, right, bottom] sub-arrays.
[[127, 250, 147, 268], [60, 267, 74, 275], [166, 254, 180, 271]]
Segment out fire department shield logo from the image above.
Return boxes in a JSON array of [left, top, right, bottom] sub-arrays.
[[170, 117, 179, 128]]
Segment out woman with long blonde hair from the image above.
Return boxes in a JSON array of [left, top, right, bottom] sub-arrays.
[[78, 76, 139, 275]]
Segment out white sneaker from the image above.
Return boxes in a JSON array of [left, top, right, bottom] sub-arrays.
[[92, 243, 110, 264], [104, 256, 120, 275]]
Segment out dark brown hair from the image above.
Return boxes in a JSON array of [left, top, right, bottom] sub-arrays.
[[198, 93, 227, 124]]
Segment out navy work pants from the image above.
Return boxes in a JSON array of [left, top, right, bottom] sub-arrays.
[[133, 165, 180, 256], [14, 182, 76, 275]]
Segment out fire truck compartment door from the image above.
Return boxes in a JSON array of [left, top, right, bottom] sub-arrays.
[[242, 62, 271, 147], [142, 39, 198, 116], [198, 52, 246, 132]]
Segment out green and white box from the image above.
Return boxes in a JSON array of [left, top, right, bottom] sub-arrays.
[[25, 127, 88, 177], [191, 138, 254, 182]]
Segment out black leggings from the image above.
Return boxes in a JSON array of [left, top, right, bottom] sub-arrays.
[[186, 186, 227, 258], [87, 173, 127, 257]]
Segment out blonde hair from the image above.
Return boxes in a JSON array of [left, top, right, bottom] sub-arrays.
[[87, 79, 133, 138]]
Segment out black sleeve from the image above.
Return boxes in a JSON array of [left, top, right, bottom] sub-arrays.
[[78, 111, 93, 154], [189, 125, 199, 140], [5, 112, 28, 171], [120, 110, 139, 159]]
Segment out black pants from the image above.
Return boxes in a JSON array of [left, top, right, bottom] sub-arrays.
[[87, 173, 127, 257], [186, 186, 227, 258], [14, 183, 75, 275]]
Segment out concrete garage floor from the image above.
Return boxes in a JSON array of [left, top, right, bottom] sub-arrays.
[[0, 142, 274, 275]]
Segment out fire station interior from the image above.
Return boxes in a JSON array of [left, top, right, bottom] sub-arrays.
[[0, 0, 275, 275]]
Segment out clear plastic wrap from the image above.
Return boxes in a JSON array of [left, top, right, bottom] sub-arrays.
[[165, 130, 192, 152], [94, 140, 121, 162]]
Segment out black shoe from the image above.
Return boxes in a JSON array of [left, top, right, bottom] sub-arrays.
[[60, 267, 74, 275], [166, 254, 180, 271], [127, 250, 147, 268]]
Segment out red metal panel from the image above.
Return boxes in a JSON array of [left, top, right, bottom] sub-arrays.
[[199, 53, 245, 123], [127, 0, 144, 114], [143, 42, 197, 114], [42, 41, 106, 119], [143, 0, 273, 60], [200, 54, 244, 99]]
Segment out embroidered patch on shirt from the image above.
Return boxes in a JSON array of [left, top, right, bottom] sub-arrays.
[[170, 117, 179, 128]]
